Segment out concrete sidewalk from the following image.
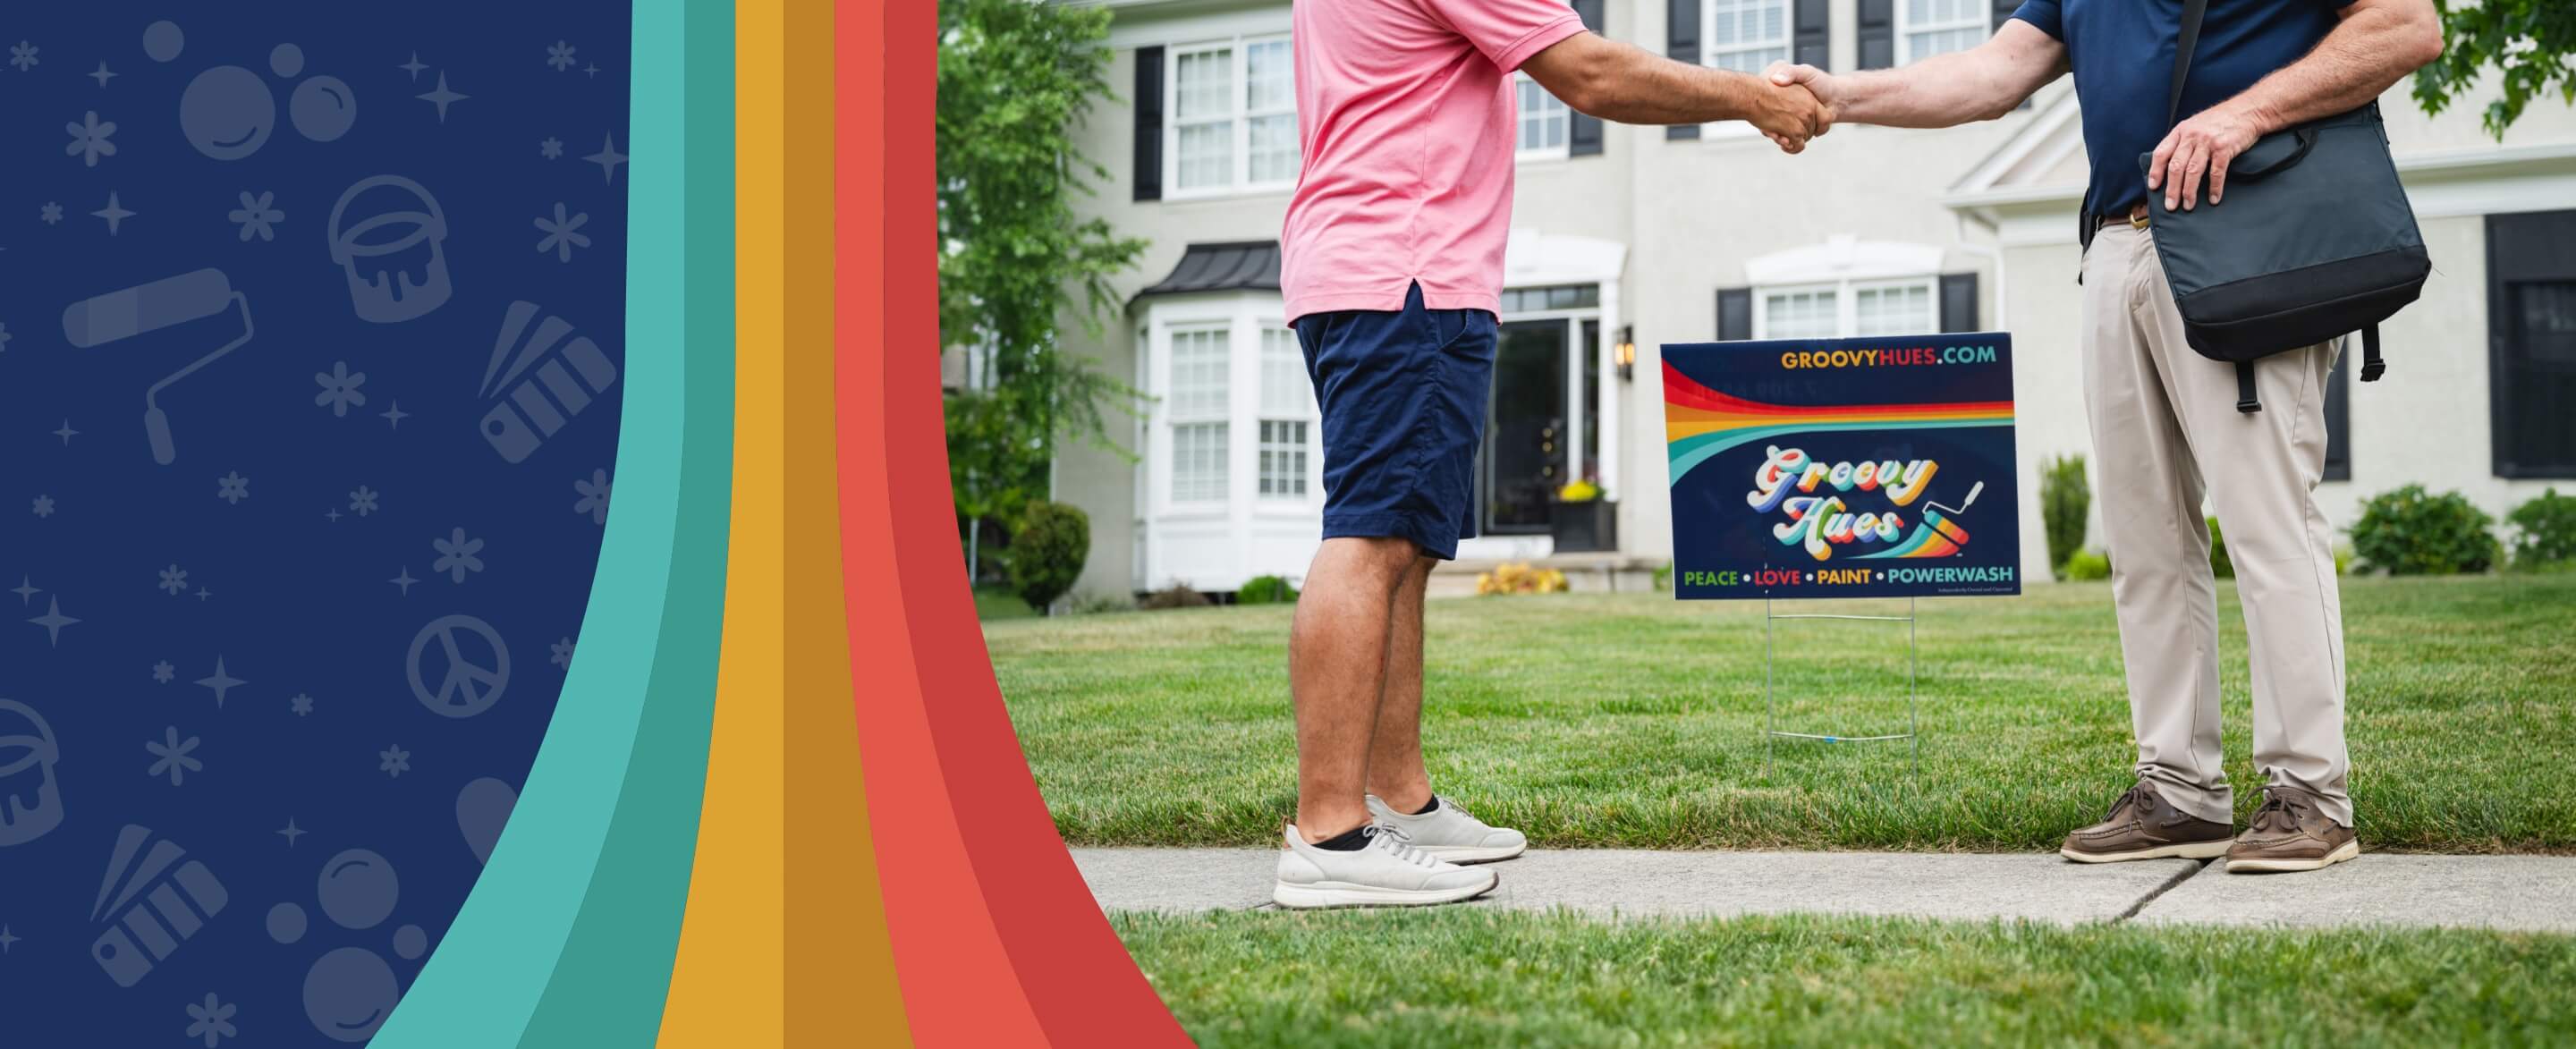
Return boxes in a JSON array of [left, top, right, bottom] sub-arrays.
[[1071, 849, 2576, 932]]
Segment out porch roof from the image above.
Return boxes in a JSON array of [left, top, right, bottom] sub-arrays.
[[1134, 240, 1281, 300]]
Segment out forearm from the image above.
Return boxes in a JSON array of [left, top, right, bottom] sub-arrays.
[[1818, 48, 2050, 127], [2209, 4, 2443, 135], [1548, 38, 1773, 124]]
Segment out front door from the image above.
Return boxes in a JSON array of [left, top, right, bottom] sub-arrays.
[[1483, 319, 1568, 535]]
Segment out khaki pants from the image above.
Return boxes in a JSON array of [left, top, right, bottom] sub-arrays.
[[2080, 223, 2352, 827]]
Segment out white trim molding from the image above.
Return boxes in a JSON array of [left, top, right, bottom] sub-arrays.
[[1742, 234, 1945, 285]]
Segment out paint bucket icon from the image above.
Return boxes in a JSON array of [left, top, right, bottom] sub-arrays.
[[0, 699, 64, 847], [327, 175, 452, 324]]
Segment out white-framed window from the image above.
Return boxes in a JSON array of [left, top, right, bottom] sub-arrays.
[[1705, 0, 1792, 74], [1755, 276, 1940, 339], [1257, 327, 1312, 499], [1898, 0, 1987, 64], [1167, 326, 1232, 503], [1168, 36, 1299, 197], [1516, 74, 1570, 158]]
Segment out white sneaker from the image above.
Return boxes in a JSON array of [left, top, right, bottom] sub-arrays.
[[1272, 823, 1498, 909], [1365, 794, 1528, 864]]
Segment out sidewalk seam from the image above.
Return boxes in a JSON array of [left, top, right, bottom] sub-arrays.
[[2110, 859, 2211, 924]]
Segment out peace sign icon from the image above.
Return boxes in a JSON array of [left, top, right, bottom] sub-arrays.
[[408, 614, 512, 719]]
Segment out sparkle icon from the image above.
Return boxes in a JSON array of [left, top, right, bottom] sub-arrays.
[[27, 597, 77, 646]]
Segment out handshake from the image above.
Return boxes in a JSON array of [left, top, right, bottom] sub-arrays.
[[1750, 63, 1839, 154]]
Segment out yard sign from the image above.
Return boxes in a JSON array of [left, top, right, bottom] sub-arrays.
[[1663, 333, 2021, 600]]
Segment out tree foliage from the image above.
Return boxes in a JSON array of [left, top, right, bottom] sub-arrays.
[[2414, 0, 2576, 140], [938, 0, 1149, 528]]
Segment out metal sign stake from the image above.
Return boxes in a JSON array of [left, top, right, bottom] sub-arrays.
[[1763, 596, 1919, 779]]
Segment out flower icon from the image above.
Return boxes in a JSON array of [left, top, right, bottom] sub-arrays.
[[216, 471, 250, 504], [31, 495, 54, 518], [315, 361, 368, 416], [64, 110, 115, 166], [184, 993, 238, 1047], [291, 693, 314, 716], [540, 136, 564, 159], [534, 202, 590, 263], [379, 744, 411, 778], [550, 637, 576, 668], [154, 660, 176, 684], [573, 469, 612, 525], [38, 202, 59, 224], [350, 485, 380, 516], [547, 40, 578, 72], [147, 726, 203, 786], [228, 190, 284, 241], [159, 564, 190, 595], [10, 41, 38, 72], [432, 527, 485, 583]]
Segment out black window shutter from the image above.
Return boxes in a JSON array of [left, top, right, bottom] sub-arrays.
[[1717, 287, 1754, 341], [1666, 0, 1701, 140], [1569, 0, 1606, 156], [1992, 0, 2021, 31], [2487, 209, 2576, 478], [2323, 347, 2351, 481], [1133, 47, 1165, 202], [1939, 273, 1979, 333], [1794, 0, 1830, 69], [1857, 0, 1894, 70]]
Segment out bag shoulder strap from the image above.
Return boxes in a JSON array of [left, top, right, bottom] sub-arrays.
[[2168, 0, 2207, 129]]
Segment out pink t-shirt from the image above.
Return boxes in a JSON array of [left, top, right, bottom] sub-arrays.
[[1281, 0, 1587, 324]]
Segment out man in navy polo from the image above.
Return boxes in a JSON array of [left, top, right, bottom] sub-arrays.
[[1764, 0, 2442, 874]]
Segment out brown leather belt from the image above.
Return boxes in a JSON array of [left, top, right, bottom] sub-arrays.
[[2097, 205, 2152, 231]]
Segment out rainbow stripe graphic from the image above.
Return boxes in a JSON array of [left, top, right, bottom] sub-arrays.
[[1664, 360, 2015, 486], [1860, 506, 1975, 559]]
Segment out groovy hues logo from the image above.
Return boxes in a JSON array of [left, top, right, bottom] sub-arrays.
[[1745, 445, 1936, 560]]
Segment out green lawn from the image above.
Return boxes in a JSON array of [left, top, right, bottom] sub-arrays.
[[974, 583, 1038, 621], [1116, 909, 2576, 1046], [991, 574, 2576, 852]]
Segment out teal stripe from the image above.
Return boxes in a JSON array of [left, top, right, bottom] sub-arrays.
[[371, 2, 733, 1045], [1665, 420, 2009, 486]]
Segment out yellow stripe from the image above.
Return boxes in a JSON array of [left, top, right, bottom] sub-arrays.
[[657, 0, 789, 1041]]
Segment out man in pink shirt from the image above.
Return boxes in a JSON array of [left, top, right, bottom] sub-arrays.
[[1272, 0, 1827, 909]]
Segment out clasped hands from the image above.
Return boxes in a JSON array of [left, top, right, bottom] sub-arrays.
[[1753, 62, 1836, 154]]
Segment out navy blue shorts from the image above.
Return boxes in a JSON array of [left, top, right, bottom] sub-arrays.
[[1292, 283, 1496, 561]]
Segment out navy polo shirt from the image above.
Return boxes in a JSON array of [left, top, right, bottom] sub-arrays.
[[2012, 0, 2353, 220]]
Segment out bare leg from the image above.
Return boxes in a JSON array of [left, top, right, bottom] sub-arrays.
[[1290, 537, 1419, 842], [1366, 556, 1437, 815]]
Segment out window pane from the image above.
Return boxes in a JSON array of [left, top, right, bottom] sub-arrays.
[[1175, 49, 1232, 120], [1177, 122, 1234, 189], [1763, 289, 1838, 339], [1169, 328, 1231, 419], [1259, 328, 1310, 417], [1246, 40, 1292, 112], [1172, 422, 1229, 503], [1248, 114, 1299, 183], [1257, 419, 1309, 498], [1854, 283, 1934, 337]]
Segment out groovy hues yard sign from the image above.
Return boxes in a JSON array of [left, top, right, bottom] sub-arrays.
[[1664, 334, 2021, 600]]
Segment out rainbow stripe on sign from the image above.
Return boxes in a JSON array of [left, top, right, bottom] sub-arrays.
[[1664, 360, 2014, 486]]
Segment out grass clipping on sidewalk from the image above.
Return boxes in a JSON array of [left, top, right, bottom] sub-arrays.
[[1115, 909, 2576, 1046], [991, 575, 2576, 851]]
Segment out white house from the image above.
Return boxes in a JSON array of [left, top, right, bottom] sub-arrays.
[[1037, 0, 2576, 599]]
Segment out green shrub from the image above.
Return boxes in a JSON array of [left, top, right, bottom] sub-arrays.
[[2333, 543, 2353, 576], [1236, 575, 1299, 605], [2063, 549, 2112, 581], [2349, 485, 2499, 576], [1140, 583, 1211, 610], [2207, 516, 2233, 579], [2039, 454, 2090, 579], [2505, 488, 2576, 570], [1004, 500, 1089, 614], [1652, 563, 1674, 592]]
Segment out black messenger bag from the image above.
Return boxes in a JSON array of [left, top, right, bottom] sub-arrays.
[[2132, 0, 2430, 413]]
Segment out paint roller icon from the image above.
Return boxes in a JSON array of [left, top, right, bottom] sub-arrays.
[[61, 268, 254, 466], [1921, 481, 1986, 547]]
